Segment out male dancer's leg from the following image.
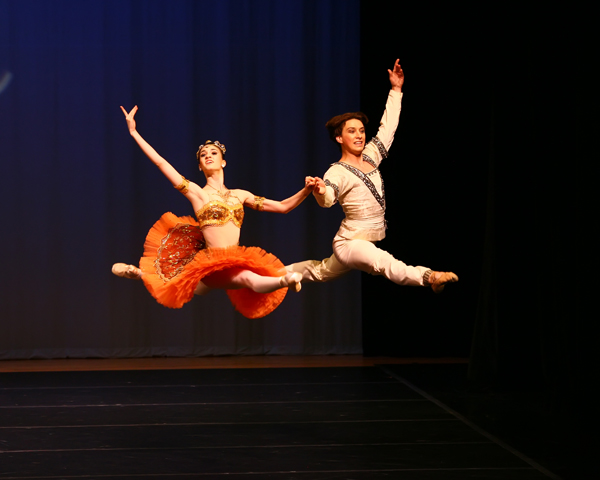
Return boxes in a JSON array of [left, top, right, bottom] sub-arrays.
[[333, 237, 429, 286], [285, 253, 351, 283]]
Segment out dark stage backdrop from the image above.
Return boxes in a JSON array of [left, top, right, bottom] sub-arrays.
[[0, 0, 363, 358], [360, 1, 598, 426], [359, 4, 488, 358]]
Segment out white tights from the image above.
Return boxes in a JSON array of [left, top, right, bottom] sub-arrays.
[[286, 236, 429, 286], [194, 268, 289, 296]]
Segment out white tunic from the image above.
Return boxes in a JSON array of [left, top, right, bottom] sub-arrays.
[[315, 90, 402, 241]]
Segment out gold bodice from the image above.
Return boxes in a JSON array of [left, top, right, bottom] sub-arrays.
[[195, 200, 244, 229]]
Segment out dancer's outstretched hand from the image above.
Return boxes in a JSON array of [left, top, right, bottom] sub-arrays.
[[388, 59, 404, 91], [120, 105, 138, 133], [312, 177, 326, 195]]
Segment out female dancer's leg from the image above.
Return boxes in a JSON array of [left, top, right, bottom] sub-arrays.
[[202, 268, 301, 293], [112, 263, 301, 293]]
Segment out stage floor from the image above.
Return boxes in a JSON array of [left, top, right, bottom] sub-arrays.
[[0, 358, 567, 479]]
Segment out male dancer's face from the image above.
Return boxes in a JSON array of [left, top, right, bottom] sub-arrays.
[[337, 119, 365, 156]]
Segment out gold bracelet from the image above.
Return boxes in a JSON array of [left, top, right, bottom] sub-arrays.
[[174, 176, 189, 194], [252, 196, 265, 211]]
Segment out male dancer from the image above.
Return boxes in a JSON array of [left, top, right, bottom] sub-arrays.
[[287, 59, 458, 292]]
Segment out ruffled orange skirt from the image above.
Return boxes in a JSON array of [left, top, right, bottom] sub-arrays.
[[139, 212, 287, 319]]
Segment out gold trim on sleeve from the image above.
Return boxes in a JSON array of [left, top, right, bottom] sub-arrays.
[[252, 196, 265, 211], [174, 176, 190, 194]]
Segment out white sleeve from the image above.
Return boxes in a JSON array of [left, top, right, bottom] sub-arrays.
[[363, 90, 403, 166], [315, 166, 345, 208]]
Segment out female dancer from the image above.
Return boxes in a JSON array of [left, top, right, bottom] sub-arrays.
[[113, 106, 315, 318], [286, 59, 458, 292]]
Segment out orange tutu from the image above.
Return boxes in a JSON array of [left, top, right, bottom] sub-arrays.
[[139, 212, 287, 319]]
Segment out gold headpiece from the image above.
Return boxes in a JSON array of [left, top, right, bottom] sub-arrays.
[[196, 140, 226, 160]]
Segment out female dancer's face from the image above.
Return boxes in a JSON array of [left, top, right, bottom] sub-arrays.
[[337, 119, 365, 156], [198, 146, 225, 173]]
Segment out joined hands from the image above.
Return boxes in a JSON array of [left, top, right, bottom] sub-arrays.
[[304, 176, 326, 195]]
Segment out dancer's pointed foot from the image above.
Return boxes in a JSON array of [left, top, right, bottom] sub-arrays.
[[430, 271, 458, 294], [112, 263, 142, 280], [279, 272, 302, 292]]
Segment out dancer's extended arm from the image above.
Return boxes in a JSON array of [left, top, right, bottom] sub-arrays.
[[238, 177, 318, 213], [120, 105, 203, 200]]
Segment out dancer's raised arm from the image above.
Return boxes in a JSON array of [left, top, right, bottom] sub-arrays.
[[120, 106, 201, 200], [363, 59, 404, 166]]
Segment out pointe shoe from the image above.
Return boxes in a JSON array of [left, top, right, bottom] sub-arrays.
[[112, 263, 142, 280], [431, 271, 459, 294], [280, 272, 302, 292]]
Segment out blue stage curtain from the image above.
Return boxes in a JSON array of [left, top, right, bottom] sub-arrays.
[[0, 0, 361, 358]]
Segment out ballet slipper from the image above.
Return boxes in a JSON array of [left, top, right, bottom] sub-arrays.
[[112, 263, 142, 280], [431, 271, 458, 294], [279, 272, 302, 292]]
